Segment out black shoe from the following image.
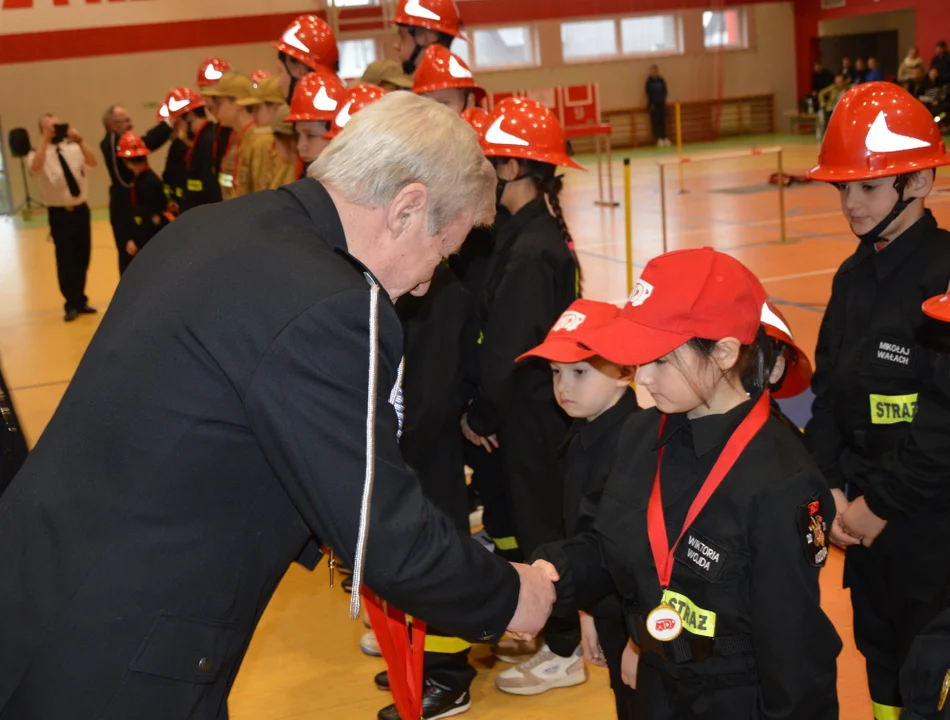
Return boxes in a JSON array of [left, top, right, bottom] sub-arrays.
[[375, 670, 389, 691], [64, 308, 79, 322], [341, 574, 353, 593], [78, 305, 97, 314], [377, 680, 471, 720]]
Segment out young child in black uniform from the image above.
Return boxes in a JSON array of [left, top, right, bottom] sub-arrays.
[[533, 247, 842, 719], [516, 298, 639, 717], [804, 81, 950, 720], [458, 98, 580, 684], [116, 132, 170, 260], [157, 87, 207, 217]]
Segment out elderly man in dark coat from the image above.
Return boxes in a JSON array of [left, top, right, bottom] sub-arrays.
[[0, 92, 555, 719]]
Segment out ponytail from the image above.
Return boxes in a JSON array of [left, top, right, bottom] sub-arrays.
[[520, 160, 582, 294]]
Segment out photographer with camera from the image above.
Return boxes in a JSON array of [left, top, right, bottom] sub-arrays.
[[28, 114, 98, 322]]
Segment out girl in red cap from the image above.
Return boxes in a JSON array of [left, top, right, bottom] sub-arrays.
[[533, 247, 841, 719], [458, 97, 580, 675], [513, 299, 640, 713], [804, 81, 950, 719]]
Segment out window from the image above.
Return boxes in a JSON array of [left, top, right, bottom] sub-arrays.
[[559, 15, 683, 62], [338, 39, 378, 80], [561, 19, 617, 61], [456, 25, 539, 70], [703, 9, 747, 50], [621, 15, 680, 55]]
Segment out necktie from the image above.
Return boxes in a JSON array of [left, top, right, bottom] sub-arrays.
[[56, 147, 81, 198]]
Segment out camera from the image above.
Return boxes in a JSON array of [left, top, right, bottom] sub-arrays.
[[51, 123, 69, 144]]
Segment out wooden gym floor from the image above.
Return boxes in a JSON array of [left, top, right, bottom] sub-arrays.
[[3, 133, 950, 718]]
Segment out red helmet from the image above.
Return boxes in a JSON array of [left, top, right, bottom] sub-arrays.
[[285, 69, 348, 123], [412, 45, 485, 105], [481, 98, 584, 170], [196, 57, 231, 88], [117, 131, 149, 159], [761, 301, 812, 399], [157, 87, 205, 122], [923, 292, 950, 322], [810, 81, 950, 182], [324, 84, 387, 140], [250, 69, 272, 85], [393, 0, 464, 39], [461, 107, 489, 135], [274, 14, 339, 72]]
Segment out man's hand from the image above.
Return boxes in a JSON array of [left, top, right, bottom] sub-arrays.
[[461, 413, 499, 454], [506, 561, 558, 641], [841, 496, 888, 547], [579, 611, 606, 667], [126, 240, 139, 257], [66, 126, 82, 143], [620, 640, 640, 688], [829, 487, 861, 547]]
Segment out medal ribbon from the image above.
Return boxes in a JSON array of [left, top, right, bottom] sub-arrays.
[[647, 392, 770, 590]]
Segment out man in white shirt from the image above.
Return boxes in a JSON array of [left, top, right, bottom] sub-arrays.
[[29, 114, 99, 322]]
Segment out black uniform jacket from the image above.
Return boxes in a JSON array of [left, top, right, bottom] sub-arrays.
[[466, 197, 577, 436], [101, 121, 172, 229], [900, 577, 950, 720], [132, 168, 170, 249], [0, 179, 519, 720], [536, 401, 841, 719], [396, 263, 477, 534], [559, 388, 639, 621], [163, 137, 190, 204], [804, 211, 950, 520], [181, 122, 231, 212]]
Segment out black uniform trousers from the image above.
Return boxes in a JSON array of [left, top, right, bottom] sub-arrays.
[[465, 442, 521, 561], [899, 577, 950, 720], [47, 204, 91, 312], [649, 105, 668, 142], [843, 508, 950, 713], [595, 616, 636, 720], [635, 659, 758, 719], [108, 198, 137, 276]]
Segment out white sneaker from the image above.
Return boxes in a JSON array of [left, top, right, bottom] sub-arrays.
[[360, 629, 382, 657], [494, 644, 588, 695], [493, 634, 543, 663]]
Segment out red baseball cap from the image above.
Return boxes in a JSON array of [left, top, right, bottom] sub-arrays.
[[583, 248, 767, 365], [516, 299, 620, 363]]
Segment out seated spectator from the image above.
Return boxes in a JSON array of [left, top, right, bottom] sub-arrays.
[[841, 56, 854, 84], [931, 40, 950, 86], [865, 57, 884, 83], [811, 62, 834, 96], [854, 57, 867, 84], [899, 46, 925, 83], [921, 67, 950, 123], [817, 74, 849, 138], [903, 66, 928, 99]]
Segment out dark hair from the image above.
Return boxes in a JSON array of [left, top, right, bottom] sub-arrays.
[[279, 50, 340, 75], [938, 41, 947, 50], [668, 332, 773, 406], [510, 158, 582, 289]]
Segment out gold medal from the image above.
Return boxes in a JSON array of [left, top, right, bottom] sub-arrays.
[[646, 602, 682, 642], [938, 667, 949, 712]]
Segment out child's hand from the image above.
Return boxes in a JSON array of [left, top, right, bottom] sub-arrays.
[[460, 413, 499, 454], [125, 240, 139, 257], [620, 640, 640, 689], [579, 612, 606, 667]]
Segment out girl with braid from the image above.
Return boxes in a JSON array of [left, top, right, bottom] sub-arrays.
[[460, 98, 585, 690]]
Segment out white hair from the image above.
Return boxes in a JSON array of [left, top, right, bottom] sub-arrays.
[[309, 91, 496, 235]]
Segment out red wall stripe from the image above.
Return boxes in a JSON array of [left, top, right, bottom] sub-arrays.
[[0, 0, 771, 65]]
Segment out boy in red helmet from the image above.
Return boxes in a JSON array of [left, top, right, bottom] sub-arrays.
[[392, 0, 465, 76], [804, 81, 950, 719], [285, 69, 348, 178], [182, 58, 233, 212], [115, 132, 170, 260], [274, 14, 340, 103]]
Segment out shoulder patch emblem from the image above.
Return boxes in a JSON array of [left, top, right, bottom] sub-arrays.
[[798, 497, 829, 567]]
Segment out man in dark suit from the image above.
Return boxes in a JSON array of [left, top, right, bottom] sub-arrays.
[[0, 92, 555, 719], [0, 357, 28, 497], [100, 105, 173, 275]]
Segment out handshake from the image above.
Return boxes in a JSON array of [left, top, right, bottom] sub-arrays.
[[506, 560, 561, 639]]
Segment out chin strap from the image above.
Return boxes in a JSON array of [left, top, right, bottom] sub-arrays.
[[856, 175, 912, 245]]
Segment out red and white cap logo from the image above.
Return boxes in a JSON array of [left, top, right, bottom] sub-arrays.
[[404, 0, 441, 21], [628, 279, 654, 307], [865, 111, 932, 154], [552, 311, 586, 333], [282, 23, 311, 54]]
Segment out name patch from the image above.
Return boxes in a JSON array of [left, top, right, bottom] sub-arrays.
[[674, 529, 727, 583], [870, 336, 915, 372], [660, 589, 717, 638], [869, 393, 918, 425]]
